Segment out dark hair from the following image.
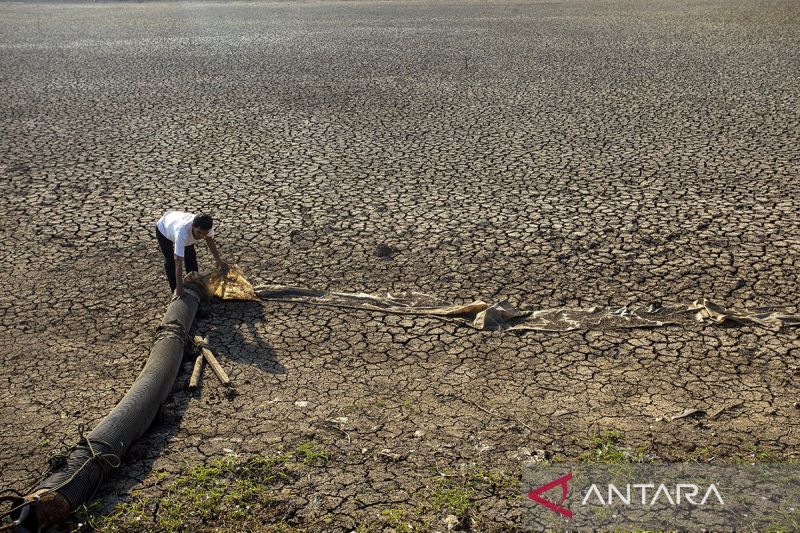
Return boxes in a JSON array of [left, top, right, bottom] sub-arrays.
[[193, 213, 213, 230]]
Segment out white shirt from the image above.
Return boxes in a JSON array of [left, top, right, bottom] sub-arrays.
[[157, 211, 214, 258]]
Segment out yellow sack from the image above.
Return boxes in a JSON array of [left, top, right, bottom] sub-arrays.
[[199, 265, 257, 301]]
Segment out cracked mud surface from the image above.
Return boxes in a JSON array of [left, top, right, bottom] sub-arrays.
[[1, 0, 799, 530]]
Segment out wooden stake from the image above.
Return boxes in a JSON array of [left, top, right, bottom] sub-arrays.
[[189, 354, 204, 390], [193, 335, 230, 387]]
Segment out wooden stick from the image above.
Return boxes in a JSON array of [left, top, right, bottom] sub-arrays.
[[189, 354, 204, 390], [193, 335, 230, 386], [202, 347, 230, 386]]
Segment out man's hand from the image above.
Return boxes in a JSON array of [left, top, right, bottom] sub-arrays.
[[173, 285, 185, 300], [206, 237, 228, 273]]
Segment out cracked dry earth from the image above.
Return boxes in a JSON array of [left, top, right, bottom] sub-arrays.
[[1, 0, 799, 531]]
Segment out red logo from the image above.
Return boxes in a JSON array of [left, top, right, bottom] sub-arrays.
[[527, 472, 573, 518]]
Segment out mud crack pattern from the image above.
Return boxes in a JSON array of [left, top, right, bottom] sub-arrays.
[[0, 1, 799, 531]]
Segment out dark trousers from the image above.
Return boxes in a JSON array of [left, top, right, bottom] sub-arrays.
[[156, 227, 198, 292]]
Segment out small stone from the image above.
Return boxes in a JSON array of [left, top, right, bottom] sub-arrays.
[[379, 449, 402, 461], [374, 243, 395, 258]]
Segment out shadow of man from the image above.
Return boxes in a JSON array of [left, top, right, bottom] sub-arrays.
[[195, 298, 285, 381]]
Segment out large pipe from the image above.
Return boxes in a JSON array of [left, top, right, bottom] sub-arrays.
[[8, 285, 202, 532]]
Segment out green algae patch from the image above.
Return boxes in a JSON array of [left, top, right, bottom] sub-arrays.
[[70, 452, 308, 532]]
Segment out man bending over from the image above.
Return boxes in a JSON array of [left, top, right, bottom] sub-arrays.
[[156, 211, 229, 297]]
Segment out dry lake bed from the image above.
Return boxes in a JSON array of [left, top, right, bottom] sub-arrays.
[[1, 1, 799, 531]]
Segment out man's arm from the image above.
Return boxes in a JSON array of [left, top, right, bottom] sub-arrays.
[[174, 256, 185, 297], [205, 236, 229, 272]]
